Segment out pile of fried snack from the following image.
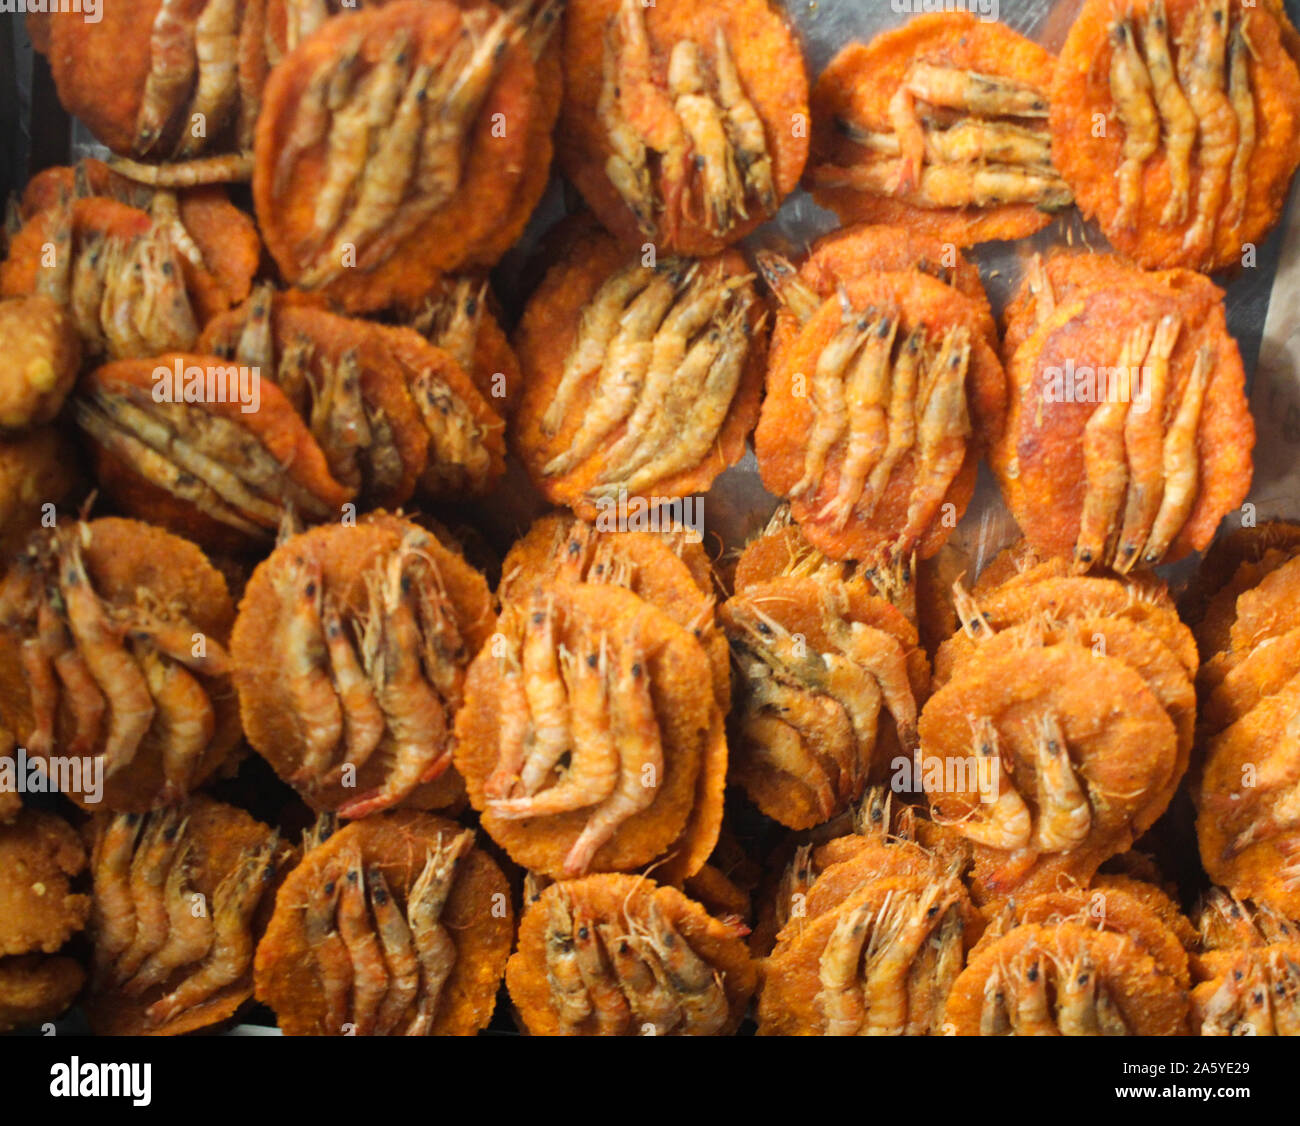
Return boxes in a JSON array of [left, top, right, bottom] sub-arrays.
[[0, 0, 1298, 1035]]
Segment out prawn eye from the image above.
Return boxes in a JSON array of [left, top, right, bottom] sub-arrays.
[[532, 611, 545, 625], [577, 925, 589, 940], [323, 880, 335, 895], [586, 652, 599, 668], [1026, 964, 1039, 983], [756, 620, 772, 635], [1077, 972, 1089, 986], [631, 662, 643, 678], [305, 581, 317, 598]]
